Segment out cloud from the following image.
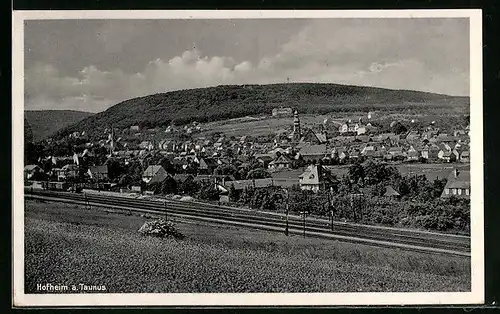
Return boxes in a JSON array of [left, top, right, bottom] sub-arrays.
[[25, 18, 469, 112]]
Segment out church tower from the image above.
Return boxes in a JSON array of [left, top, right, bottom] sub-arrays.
[[292, 110, 301, 142]]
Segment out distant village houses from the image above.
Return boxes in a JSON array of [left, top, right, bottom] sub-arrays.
[[272, 107, 293, 117]]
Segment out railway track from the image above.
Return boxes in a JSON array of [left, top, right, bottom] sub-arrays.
[[24, 189, 471, 257]]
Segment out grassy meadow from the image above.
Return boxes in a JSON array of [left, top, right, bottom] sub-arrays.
[[25, 200, 470, 293]]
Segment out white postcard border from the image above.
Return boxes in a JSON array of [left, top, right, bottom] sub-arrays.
[[12, 9, 484, 307]]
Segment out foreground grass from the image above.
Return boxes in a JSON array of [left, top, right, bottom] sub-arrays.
[[25, 200, 470, 293]]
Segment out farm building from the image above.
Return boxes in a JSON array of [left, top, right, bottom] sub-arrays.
[[298, 164, 336, 192], [142, 165, 169, 184], [24, 165, 43, 180], [441, 168, 470, 199], [88, 165, 109, 181]]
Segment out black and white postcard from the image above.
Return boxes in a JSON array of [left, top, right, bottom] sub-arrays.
[[12, 9, 484, 307]]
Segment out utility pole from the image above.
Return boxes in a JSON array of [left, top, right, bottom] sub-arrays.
[[327, 188, 334, 231], [84, 192, 91, 210], [164, 201, 168, 221], [302, 210, 306, 238], [284, 188, 289, 236]]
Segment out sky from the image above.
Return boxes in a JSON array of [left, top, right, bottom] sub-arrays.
[[24, 18, 470, 113]]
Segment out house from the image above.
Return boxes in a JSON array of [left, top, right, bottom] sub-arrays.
[[441, 168, 471, 199], [173, 174, 195, 184], [298, 144, 328, 162], [452, 148, 464, 161], [365, 124, 379, 134], [213, 174, 235, 186], [142, 165, 169, 184], [436, 133, 455, 143], [406, 150, 420, 162], [24, 165, 43, 180], [356, 126, 367, 135], [130, 125, 140, 132], [339, 121, 359, 134], [56, 164, 79, 181], [268, 154, 292, 171], [272, 107, 293, 117], [88, 165, 109, 181], [198, 157, 217, 175], [193, 174, 214, 185], [314, 132, 328, 144], [460, 150, 470, 163], [453, 130, 467, 137], [158, 139, 178, 152], [331, 147, 349, 162], [406, 131, 420, 142], [421, 145, 440, 161], [299, 164, 336, 192], [349, 149, 361, 159], [375, 133, 395, 142], [255, 154, 275, 168], [387, 146, 405, 157], [361, 145, 375, 155], [383, 186, 401, 199], [300, 129, 326, 145], [139, 141, 154, 150], [355, 135, 371, 143], [438, 150, 456, 162]]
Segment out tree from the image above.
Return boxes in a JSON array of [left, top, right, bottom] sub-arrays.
[[118, 174, 133, 187], [105, 158, 126, 181], [214, 164, 238, 176], [391, 121, 408, 135], [198, 183, 219, 201], [348, 163, 364, 184], [159, 157, 176, 174], [180, 176, 200, 195], [228, 184, 237, 202]]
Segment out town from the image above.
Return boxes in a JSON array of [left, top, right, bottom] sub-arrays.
[[20, 15, 475, 297], [24, 108, 471, 233]]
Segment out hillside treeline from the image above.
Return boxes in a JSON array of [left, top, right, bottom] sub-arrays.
[[54, 83, 469, 139]]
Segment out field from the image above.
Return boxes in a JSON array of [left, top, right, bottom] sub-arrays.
[[196, 108, 468, 138], [25, 200, 470, 293], [198, 115, 331, 138]]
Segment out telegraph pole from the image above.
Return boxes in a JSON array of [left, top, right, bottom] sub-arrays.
[[302, 210, 306, 238], [284, 188, 289, 236], [84, 192, 91, 210], [327, 187, 334, 231], [164, 201, 168, 221]]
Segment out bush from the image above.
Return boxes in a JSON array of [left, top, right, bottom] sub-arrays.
[[138, 219, 185, 239]]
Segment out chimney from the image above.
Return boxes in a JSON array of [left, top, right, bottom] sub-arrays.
[[454, 168, 460, 178]]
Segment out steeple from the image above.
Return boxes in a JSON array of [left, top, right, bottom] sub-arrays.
[[292, 110, 301, 142]]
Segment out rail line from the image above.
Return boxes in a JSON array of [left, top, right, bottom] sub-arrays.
[[24, 189, 470, 257]]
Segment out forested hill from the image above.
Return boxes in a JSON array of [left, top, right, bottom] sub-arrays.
[[55, 83, 469, 139], [25, 110, 94, 141]]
